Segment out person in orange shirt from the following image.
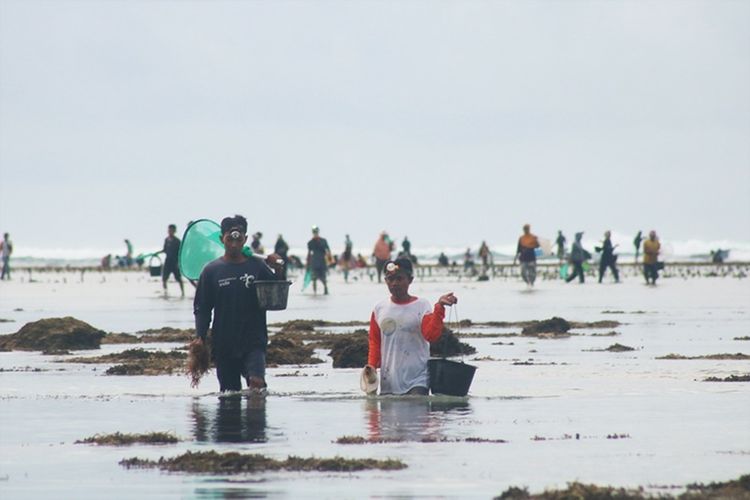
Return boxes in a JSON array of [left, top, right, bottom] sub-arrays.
[[642, 230, 661, 285], [372, 231, 393, 283], [513, 224, 540, 286]]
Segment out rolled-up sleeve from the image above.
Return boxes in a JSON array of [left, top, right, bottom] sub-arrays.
[[421, 303, 445, 342], [367, 312, 381, 368]]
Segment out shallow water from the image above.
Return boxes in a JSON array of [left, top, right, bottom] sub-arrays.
[[0, 272, 749, 498]]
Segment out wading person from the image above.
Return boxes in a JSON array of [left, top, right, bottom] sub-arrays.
[[0, 233, 12, 280], [340, 234, 354, 283], [513, 224, 540, 287], [596, 230, 620, 283], [193, 215, 284, 392], [555, 230, 566, 264], [158, 224, 185, 297], [365, 258, 457, 395], [565, 232, 590, 284], [372, 231, 393, 283], [643, 230, 661, 285], [273, 234, 289, 280], [633, 230, 643, 264], [306, 225, 331, 295]]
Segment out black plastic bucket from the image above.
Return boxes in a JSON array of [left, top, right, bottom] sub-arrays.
[[148, 255, 162, 277], [253, 280, 292, 310], [428, 358, 477, 396]]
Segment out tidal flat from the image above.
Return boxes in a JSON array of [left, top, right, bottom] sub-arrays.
[[0, 271, 749, 499]]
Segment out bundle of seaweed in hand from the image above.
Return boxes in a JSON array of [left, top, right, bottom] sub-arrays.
[[187, 339, 211, 388]]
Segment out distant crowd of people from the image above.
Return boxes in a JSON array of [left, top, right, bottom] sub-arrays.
[[510, 225, 664, 287], [0, 221, 728, 294]]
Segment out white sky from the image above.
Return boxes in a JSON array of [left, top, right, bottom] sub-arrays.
[[1, 0, 749, 254]]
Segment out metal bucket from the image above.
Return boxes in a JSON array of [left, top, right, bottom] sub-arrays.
[[148, 255, 163, 277], [253, 280, 292, 310], [428, 358, 477, 396]]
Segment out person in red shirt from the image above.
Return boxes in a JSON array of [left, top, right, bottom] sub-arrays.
[[366, 258, 457, 395]]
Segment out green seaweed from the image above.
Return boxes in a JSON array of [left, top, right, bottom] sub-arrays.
[[657, 353, 750, 360], [120, 450, 406, 473], [495, 473, 750, 499], [76, 431, 179, 446]]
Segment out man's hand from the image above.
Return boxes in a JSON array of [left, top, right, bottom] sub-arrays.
[[438, 292, 458, 307], [265, 253, 284, 270]]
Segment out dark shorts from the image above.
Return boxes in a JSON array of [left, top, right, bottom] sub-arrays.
[[311, 266, 327, 280], [162, 262, 182, 281], [375, 258, 387, 273]]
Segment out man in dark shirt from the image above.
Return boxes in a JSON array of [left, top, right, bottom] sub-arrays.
[[273, 234, 290, 280], [160, 224, 184, 297], [193, 215, 283, 392], [306, 225, 331, 295], [597, 230, 620, 283]]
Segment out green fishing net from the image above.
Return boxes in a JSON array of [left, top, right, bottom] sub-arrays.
[[179, 219, 252, 280]]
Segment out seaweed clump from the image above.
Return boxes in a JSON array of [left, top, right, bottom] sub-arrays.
[[430, 327, 477, 357], [495, 474, 750, 499], [76, 431, 179, 446], [584, 344, 636, 353], [266, 335, 324, 365], [65, 348, 187, 375], [521, 317, 570, 336], [703, 374, 750, 382], [0, 317, 105, 354], [102, 327, 195, 345], [187, 339, 211, 388], [657, 353, 750, 360], [328, 332, 369, 368], [495, 482, 650, 499], [120, 450, 406, 473]]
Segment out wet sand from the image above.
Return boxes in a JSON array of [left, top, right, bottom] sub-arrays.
[[0, 271, 748, 498]]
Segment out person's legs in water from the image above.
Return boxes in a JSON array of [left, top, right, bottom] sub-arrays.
[[1, 257, 9, 280], [242, 349, 267, 391], [578, 262, 585, 283], [528, 262, 537, 286], [375, 259, 386, 283], [161, 264, 170, 294], [565, 265, 577, 283], [216, 355, 243, 392], [520, 262, 530, 284], [611, 262, 620, 283], [598, 261, 607, 283], [170, 266, 185, 297]]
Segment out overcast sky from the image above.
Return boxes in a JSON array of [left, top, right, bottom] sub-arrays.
[[1, 0, 748, 255]]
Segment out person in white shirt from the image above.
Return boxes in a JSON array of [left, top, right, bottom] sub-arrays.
[[366, 258, 457, 395]]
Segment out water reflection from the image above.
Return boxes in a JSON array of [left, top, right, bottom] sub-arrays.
[[191, 395, 267, 443], [365, 397, 471, 442]]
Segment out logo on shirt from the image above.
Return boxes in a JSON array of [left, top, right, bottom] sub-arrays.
[[380, 317, 397, 336], [240, 273, 255, 288], [218, 277, 235, 287]]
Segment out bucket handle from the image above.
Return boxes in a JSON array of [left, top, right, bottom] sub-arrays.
[[445, 303, 464, 362]]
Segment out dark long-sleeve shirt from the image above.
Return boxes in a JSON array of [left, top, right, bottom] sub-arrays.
[[193, 257, 277, 357], [162, 236, 180, 265]]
